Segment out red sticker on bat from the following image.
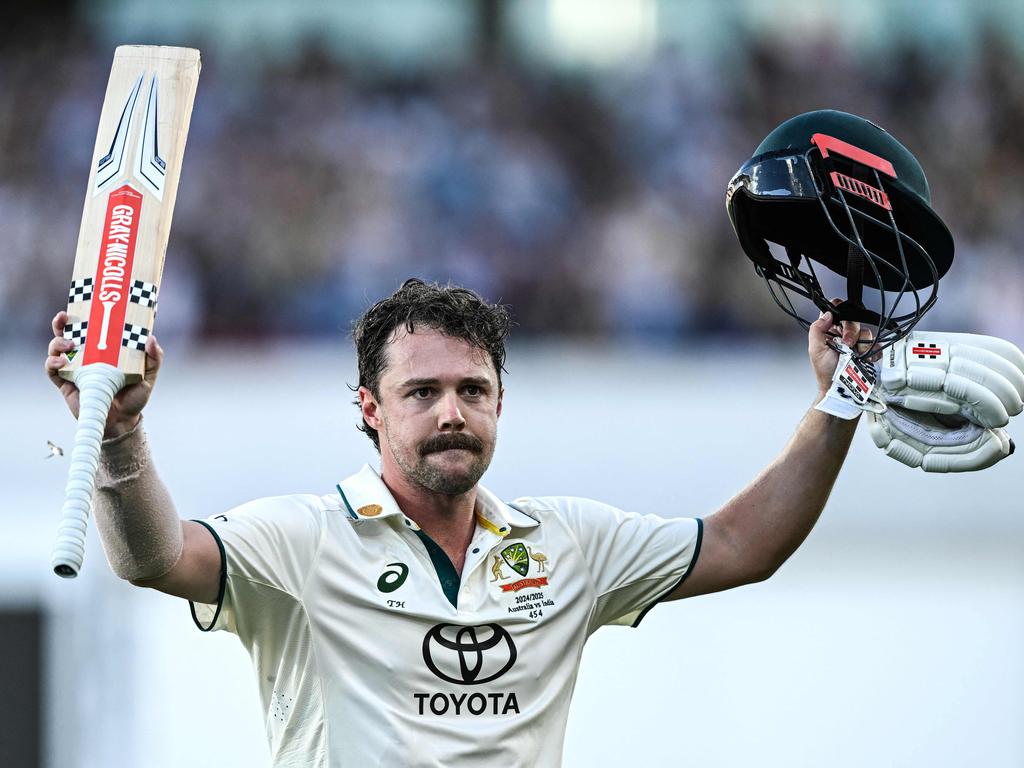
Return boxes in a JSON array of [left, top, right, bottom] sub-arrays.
[[83, 184, 142, 366]]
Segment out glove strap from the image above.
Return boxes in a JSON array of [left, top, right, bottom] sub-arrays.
[[815, 341, 887, 419]]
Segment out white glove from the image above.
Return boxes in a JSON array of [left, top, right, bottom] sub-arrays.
[[868, 407, 1014, 472], [875, 331, 1024, 428], [868, 332, 1024, 472]]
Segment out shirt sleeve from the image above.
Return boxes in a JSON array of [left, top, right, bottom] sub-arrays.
[[542, 496, 703, 631], [189, 494, 324, 634]]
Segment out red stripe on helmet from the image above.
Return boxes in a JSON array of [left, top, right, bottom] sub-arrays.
[[812, 133, 898, 178]]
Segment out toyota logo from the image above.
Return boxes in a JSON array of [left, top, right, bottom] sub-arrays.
[[422, 623, 517, 685]]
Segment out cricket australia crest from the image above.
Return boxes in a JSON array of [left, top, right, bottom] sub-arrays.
[[494, 543, 551, 596], [500, 543, 530, 577]]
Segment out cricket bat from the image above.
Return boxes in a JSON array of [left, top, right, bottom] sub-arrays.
[[53, 46, 201, 578]]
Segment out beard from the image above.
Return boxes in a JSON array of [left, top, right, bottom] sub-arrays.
[[390, 429, 494, 496]]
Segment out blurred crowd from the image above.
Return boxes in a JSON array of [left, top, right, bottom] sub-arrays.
[[4, 23, 1024, 349]]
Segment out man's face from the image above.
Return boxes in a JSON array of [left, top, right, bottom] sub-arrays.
[[360, 326, 503, 496]]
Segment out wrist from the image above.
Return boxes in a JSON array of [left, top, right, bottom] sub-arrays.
[[104, 414, 142, 441], [98, 415, 149, 486]]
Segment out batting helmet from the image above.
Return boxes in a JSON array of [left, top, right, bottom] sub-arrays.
[[726, 109, 954, 354]]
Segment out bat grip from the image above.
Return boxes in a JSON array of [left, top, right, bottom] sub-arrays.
[[52, 363, 126, 579]]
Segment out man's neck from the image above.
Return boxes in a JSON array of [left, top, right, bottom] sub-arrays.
[[380, 467, 478, 572]]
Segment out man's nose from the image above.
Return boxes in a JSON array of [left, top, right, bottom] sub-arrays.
[[437, 393, 466, 431]]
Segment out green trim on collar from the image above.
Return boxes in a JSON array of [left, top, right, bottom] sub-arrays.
[[336, 484, 359, 520], [414, 530, 460, 608]]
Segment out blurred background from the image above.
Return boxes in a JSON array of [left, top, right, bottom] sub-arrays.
[[3, 1, 1024, 766]]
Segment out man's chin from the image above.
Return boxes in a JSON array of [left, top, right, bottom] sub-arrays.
[[419, 473, 477, 497], [416, 454, 488, 496]]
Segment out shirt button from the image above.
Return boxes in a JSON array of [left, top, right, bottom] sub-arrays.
[[472, 548, 480, 554]]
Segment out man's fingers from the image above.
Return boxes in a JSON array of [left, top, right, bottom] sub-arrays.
[[855, 327, 875, 349], [852, 328, 883, 363], [143, 335, 163, 380], [48, 336, 75, 357], [45, 353, 69, 376], [44, 354, 78, 403], [812, 309, 834, 328], [146, 334, 162, 358], [822, 297, 861, 346], [48, 312, 73, 366], [51, 311, 68, 338], [809, 309, 835, 344], [841, 320, 861, 347]]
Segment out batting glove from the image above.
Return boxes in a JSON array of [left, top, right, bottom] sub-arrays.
[[868, 407, 1014, 472], [875, 332, 1024, 428], [868, 332, 1024, 472]]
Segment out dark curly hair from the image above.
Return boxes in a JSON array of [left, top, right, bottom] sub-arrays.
[[352, 278, 512, 451]]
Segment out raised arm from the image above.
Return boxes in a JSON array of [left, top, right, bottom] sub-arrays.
[[45, 311, 220, 603], [670, 309, 867, 600]]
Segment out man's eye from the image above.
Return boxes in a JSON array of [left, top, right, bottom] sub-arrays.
[[464, 386, 481, 396], [412, 387, 433, 399]]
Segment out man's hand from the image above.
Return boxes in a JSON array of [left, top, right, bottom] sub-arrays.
[[808, 300, 877, 397], [44, 310, 163, 439]]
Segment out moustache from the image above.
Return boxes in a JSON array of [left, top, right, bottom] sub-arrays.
[[419, 433, 484, 456]]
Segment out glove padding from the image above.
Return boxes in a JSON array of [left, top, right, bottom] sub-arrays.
[[869, 332, 1024, 472], [876, 331, 1024, 428], [868, 406, 1014, 472]]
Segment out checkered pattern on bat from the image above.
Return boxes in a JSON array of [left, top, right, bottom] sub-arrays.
[[68, 278, 94, 303], [129, 280, 158, 308], [63, 322, 88, 345], [121, 324, 150, 351]]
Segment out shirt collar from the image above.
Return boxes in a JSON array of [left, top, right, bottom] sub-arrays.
[[336, 464, 540, 534], [336, 465, 405, 522]]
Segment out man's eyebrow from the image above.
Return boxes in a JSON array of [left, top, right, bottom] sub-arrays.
[[397, 376, 493, 389], [398, 377, 439, 389]]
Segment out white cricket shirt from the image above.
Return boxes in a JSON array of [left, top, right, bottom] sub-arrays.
[[191, 464, 702, 767]]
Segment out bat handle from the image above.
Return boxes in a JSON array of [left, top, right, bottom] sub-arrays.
[[52, 363, 126, 579]]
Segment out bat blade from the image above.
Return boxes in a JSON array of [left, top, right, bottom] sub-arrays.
[[60, 45, 201, 384], [53, 46, 200, 579]]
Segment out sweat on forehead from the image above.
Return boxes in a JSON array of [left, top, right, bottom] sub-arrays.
[[381, 325, 497, 382]]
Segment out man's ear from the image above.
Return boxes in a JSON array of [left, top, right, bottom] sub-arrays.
[[496, 386, 504, 419], [359, 386, 382, 430]]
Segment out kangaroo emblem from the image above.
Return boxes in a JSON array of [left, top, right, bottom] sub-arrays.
[[490, 555, 506, 582]]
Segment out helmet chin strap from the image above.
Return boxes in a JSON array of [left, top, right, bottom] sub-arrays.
[[832, 241, 866, 321], [783, 241, 894, 334]]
